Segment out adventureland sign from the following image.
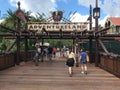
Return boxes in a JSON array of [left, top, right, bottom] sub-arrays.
[[27, 22, 88, 32]]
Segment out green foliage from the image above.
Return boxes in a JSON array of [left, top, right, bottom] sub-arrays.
[[0, 8, 73, 52], [28, 39, 36, 50], [0, 38, 16, 53], [29, 13, 46, 22], [44, 39, 73, 48], [1, 9, 17, 29]]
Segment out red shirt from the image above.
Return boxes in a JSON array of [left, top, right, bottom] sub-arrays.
[[53, 48, 56, 53]]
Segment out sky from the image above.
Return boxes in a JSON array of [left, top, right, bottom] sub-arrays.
[[0, 0, 120, 27]]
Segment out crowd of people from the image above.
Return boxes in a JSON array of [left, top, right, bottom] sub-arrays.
[[34, 42, 71, 60], [34, 41, 59, 62], [34, 41, 89, 77]]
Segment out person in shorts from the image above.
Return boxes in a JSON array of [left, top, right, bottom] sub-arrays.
[[79, 48, 89, 74], [66, 49, 76, 77]]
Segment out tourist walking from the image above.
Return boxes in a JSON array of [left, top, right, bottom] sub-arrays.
[[66, 49, 76, 77], [79, 48, 89, 74], [48, 46, 53, 61], [53, 47, 56, 58], [34, 41, 41, 65]]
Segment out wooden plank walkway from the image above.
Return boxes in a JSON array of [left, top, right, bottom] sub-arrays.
[[0, 58, 120, 90]]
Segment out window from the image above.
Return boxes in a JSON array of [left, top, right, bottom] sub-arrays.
[[116, 26, 120, 34]]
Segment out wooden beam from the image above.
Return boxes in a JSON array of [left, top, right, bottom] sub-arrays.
[[5, 39, 16, 52], [0, 25, 19, 33], [98, 39, 110, 54], [95, 27, 110, 34]]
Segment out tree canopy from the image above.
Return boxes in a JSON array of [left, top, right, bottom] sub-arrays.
[[0, 9, 73, 53]]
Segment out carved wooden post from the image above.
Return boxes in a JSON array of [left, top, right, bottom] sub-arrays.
[[16, 17, 20, 65], [89, 5, 93, 63], [25, 36, 28, 62]]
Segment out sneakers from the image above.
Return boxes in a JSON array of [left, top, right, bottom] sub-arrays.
[[84, 71, 87, 74], [69, 73, 72, 77], [81, 71, 87, 74], [69, 72, 73, 77], [81, 71, 84, 74], [68, 71, 88, 77]]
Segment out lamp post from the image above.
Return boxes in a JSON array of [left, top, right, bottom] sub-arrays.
[[93, 0, 100, 66]]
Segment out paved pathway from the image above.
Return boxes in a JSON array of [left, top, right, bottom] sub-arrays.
[[0, 58, 120, 90]]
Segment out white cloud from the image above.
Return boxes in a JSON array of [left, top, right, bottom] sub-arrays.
[[0, 19, 4, 24], [78, 0, 120, 17], [9, 0, 120, 18], [69, 0, 117, 28], [70, 12, 90, 30], [101, 0, 120, 17], [9, 0, 57, 16], [70, 12, 109, 28], [70, 12, 89, 22], [9, 0, 120, 28], [78, 0, 96, 8], [77, 0, 120, 27], [99, 15, 109, 27]]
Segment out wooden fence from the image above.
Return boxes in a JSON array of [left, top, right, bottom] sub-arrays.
[[99, 53, 120, 77], [0, 53, 15, 70], [0, 51, 34, 70], [0, 51, 120, 78]]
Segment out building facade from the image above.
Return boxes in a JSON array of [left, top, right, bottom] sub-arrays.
[[105, 17, 120, 34]]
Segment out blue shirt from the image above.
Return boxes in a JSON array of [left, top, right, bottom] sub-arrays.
[[80, 52, 87, 62]]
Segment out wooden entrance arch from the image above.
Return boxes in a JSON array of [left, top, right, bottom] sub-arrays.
[[1, 1, 118, 67]]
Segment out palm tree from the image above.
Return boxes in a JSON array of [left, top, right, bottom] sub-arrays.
[[1, 9, 17, 29], [30, 13, 46, 22]]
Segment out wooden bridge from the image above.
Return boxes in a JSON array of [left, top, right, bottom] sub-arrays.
[[0, 1, 120, 90], [0, 57, 120, 90]]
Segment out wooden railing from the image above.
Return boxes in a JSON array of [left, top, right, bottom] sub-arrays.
[[99, 53, 120, 77], [0, 51, 120, 78], [0, 51, 34, 70], [0, 53, 15, 70]]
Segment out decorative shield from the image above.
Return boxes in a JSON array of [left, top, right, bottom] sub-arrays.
[[52, 11, 63, 22]]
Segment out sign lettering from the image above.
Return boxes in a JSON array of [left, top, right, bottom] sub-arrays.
[[27, 22, 88, 31]]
